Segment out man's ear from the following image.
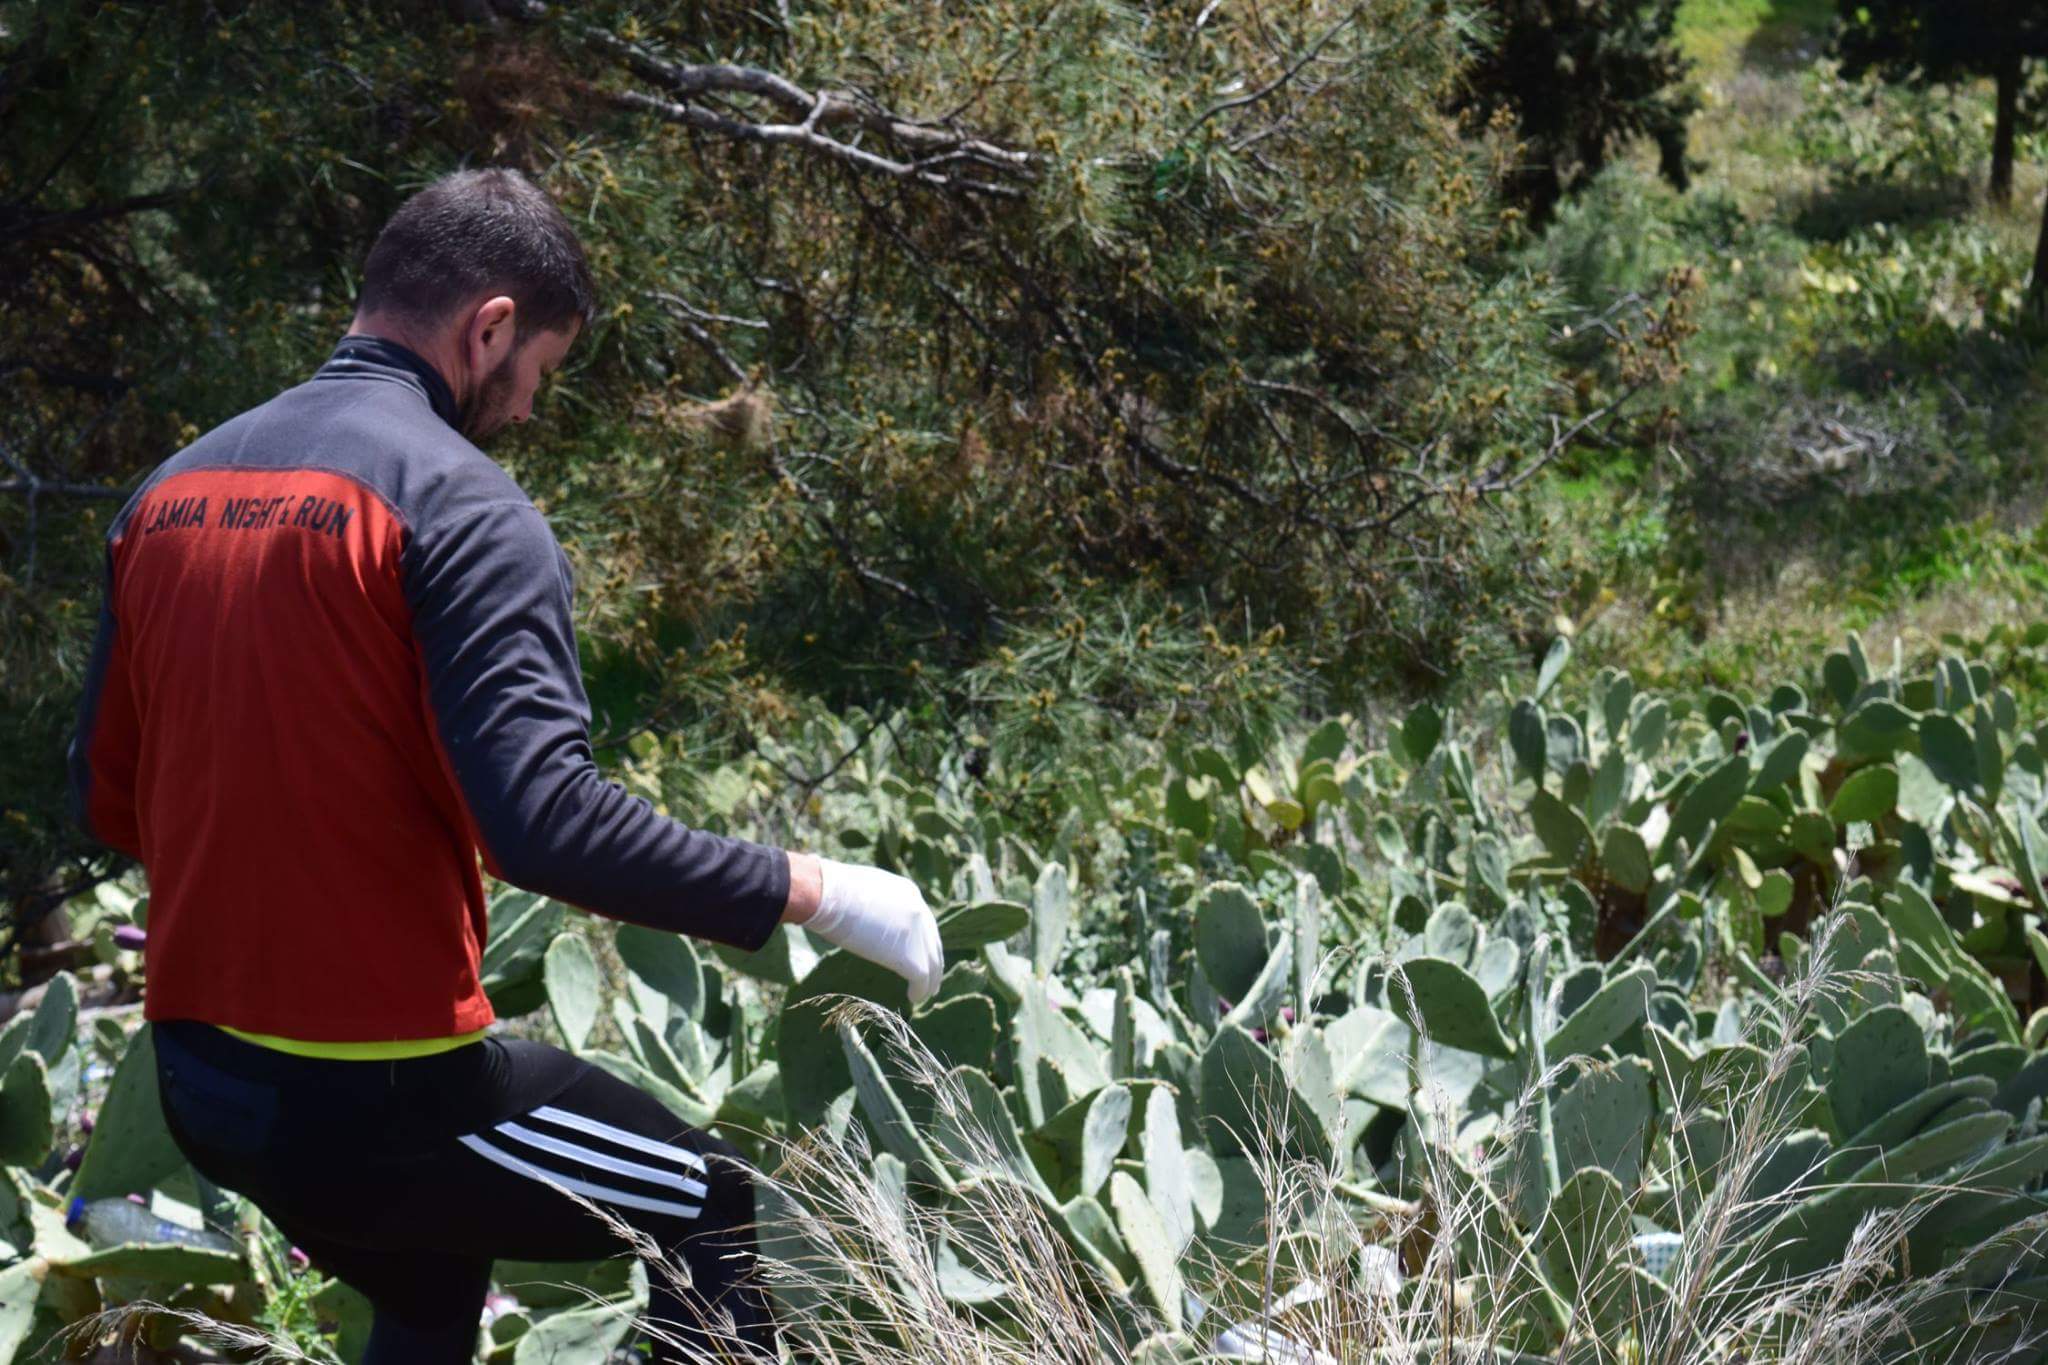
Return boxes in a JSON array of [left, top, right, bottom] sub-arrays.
[[465, 295, 519, 372]]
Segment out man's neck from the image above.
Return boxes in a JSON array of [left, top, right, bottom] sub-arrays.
[[347, 315, 466, 412], [330, 330, 462, 430]]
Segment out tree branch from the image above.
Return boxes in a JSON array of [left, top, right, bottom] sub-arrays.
[[0, 186, 195, 243], [1189, 8, 1361, 132], [587, 29, 1033, 171], [603, 88, 1028, 199], [577, 22, 1034, 199], [0, 434, 130, 588], [0, 479, 126, 499]]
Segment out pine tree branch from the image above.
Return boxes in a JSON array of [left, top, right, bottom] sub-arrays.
[[1189, 7, 1361, 132], [573, 23, 1033, 199], [647, 292, 753, 386], [769, 450, 944, 616], [0, 435, 129, 589], [0, 186, 195, 244], [586, 29, 1032, 172], [602, 87, 1029, 199], [0, 479, 126, 499]]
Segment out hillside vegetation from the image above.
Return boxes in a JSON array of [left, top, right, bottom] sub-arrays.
[[5, 0, 2048, 1359]]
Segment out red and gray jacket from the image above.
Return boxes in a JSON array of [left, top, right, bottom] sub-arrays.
[[67, 336, 788, 1041]]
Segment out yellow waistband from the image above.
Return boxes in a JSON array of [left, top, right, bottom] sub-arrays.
[[218, 1026, 488, 1060]]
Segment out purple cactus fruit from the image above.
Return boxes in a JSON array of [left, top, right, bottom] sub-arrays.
[[290, 1247, 310, 1271], [79, 1114, 94, 1136], [62, 1148, 81, 1172], [1251, 1028, 1268, 1043], [113, 925, 148, 951], [1216, 997, 1232, 1015], [1280, 1006, 1296, 1024]]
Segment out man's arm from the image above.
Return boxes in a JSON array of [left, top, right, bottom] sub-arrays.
[[782, 850, 822, 923], [405, 499, 794, 950], [67, 546, 144, 862], [409, 499, 942, 998]]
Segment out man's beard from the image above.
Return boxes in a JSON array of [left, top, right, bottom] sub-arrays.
[[459, 352, 518, 444]]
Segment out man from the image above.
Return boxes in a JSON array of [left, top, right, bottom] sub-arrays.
[[66, 167, 943, 1363]]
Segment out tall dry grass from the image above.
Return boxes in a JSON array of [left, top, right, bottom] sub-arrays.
[[730, 922, 2048, 1365]]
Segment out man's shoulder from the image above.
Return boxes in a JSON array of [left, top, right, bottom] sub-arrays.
[[143, 376, 537, 542]]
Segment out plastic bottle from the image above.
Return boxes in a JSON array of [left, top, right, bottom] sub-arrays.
[[1634, 1230, 1683, 1280], [66, 1196, 236, 1253]]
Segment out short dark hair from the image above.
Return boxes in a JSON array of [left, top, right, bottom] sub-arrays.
[[357, 168, 596, 340]]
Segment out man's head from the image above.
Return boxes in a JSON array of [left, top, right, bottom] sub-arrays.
[[350, 168, 595, 443]]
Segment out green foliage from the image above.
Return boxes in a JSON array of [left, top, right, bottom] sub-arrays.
[[1511, 0, 2048, 713], [1834, 1, 2048, 104], [248, 1220, 344, 1363], [1829, 0, 2048, 321], [1794, 218, 2034, 351], [20, 637, 2048, 1357], [70, 1025, 182, 1203], [616, 638, 2048, 1353], [1, 0, 1683, 924], [0, 0, 484, 921], [14, 0, 2048, 1354], [1459, 0, 1701, 227], [1791, 61, 1990, 216]]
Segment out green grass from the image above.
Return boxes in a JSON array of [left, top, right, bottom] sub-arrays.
[[1562, 503, 2048, 709], [1677, 0, 1830, 33], [1676, 0, 1832, 69]]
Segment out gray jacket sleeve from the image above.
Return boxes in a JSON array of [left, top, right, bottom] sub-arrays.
[[403, 499, 788, 950]]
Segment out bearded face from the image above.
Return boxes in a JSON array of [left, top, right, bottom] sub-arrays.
[[459, 349, 521, 444]]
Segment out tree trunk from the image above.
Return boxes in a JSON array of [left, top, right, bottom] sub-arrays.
[[2030, 185, 2048, 319], [1992, 56, 2020, 209]]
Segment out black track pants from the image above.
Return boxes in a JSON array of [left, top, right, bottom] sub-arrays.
[[152, 1021, 776, 1363]]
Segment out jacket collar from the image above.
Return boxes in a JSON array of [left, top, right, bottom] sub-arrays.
[[319, 334, 461, 430]]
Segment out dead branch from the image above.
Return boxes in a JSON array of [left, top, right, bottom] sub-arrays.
[[0, 479, 126, 500], [0, 435, 130, 587], [604, 88, 1027, 198], [562, 21, 1033, 199], [649, 291, 754, 386], [586, 29, 1033, 173]]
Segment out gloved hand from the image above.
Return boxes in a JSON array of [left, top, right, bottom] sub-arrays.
[[802, 858, 945, 1004]]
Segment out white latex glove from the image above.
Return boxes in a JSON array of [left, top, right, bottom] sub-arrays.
[[803, 858, 945, 1004]]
